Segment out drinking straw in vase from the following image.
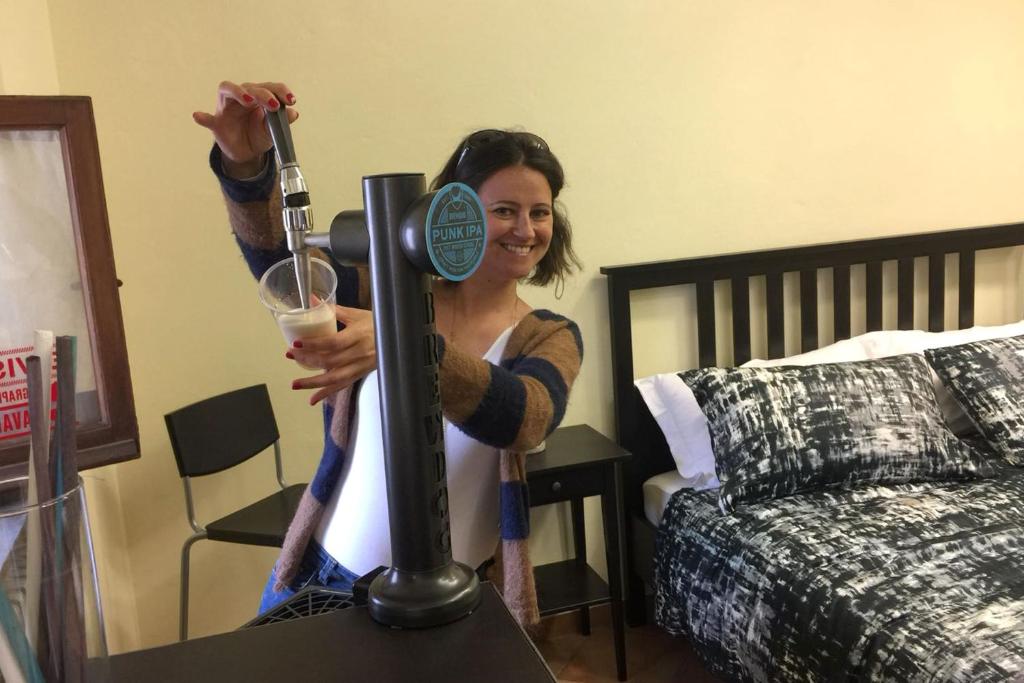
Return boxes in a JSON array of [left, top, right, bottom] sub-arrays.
[[24, 357, 60, 682], [54, 337, 86, 682], [0, 588, 43, 683], [23, 331, 54, 659]]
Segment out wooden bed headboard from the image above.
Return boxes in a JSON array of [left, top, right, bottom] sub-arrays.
[[600, 222, 1024, 517]]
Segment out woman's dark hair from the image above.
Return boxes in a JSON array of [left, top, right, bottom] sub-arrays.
[[430, 129, 581, 289]]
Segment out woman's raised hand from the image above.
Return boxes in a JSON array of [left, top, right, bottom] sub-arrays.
[[192, 81, 298, 178], [287, 306, 378, 405]]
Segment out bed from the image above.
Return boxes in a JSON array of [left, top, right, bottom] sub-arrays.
[[600, 222, 1024, 682]]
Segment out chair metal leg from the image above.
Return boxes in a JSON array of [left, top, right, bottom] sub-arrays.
[[180, 531, 207, 641]]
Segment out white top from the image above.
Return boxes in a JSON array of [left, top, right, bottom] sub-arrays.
[[315, 326, 515, 576]]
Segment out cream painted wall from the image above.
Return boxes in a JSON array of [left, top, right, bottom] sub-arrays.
[[0, 0, 143, 655], [33, 0, 1024, 650], [0, 0, 59, 93]]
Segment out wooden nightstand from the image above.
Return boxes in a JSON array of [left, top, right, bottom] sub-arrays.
[[527, 424, 632, 681]]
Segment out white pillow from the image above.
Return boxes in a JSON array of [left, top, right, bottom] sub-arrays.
[[741, 335, 872, 368], [634, 373, 719, 489], [635, 334, 874, 490]]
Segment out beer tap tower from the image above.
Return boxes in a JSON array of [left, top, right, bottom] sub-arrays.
[[265, 105, 485, 627]]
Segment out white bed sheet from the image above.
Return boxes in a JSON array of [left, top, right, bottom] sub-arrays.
[[643, 470, 691, 526]]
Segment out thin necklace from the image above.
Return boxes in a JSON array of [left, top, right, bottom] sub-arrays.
[[448, 286, 519, 350]]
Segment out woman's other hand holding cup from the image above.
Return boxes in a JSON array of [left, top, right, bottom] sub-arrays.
[[288, 306, 377, 405]]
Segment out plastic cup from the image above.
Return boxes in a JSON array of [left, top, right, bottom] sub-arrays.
[[258, 257, 338, 369]]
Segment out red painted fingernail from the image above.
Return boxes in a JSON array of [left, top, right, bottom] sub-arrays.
[[268, 98, 279, 109], [242, 94, 255, 104], [293, 341, 303, 349], [291, 381, 300, 390], [285, 351, 294, 360], [286, 93, 296, 104]]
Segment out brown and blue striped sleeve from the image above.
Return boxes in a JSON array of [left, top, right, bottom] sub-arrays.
[[437, 310, 583, 451]]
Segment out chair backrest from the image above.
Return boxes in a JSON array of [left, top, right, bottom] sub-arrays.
[[164, 384, 280, 478]]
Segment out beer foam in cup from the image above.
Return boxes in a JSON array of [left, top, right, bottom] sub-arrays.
[[276, 303, 336, 369]]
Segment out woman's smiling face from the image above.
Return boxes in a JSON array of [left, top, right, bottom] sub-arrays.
[[474, 164, 553, 283]]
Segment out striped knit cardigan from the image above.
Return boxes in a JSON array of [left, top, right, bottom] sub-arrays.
[[211, 147, 583, 629]]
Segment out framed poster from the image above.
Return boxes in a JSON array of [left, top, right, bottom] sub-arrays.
[[0, 96, 138, 470]]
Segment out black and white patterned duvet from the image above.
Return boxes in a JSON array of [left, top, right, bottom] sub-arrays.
[[655, 464, 1024, 682]]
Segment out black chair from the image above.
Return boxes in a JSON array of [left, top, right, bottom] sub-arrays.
[[164, 384, 306, 641]]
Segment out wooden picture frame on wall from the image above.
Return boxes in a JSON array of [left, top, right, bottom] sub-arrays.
[[0, 95, 138, 470]]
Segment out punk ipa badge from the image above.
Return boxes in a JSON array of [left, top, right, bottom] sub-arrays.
[[426, 182, 486, 281]]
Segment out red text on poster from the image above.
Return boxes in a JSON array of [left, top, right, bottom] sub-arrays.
[[0, 346, 58, 441]]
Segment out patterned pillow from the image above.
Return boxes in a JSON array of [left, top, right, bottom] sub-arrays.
[[680, 354, 991, 512], [925, 335, 1024, 465]]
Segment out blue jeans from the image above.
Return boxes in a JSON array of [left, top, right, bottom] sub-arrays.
[[258, 541, 359, 615]]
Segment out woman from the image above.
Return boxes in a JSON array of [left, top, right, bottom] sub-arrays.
[[194, 80, 583, 629]]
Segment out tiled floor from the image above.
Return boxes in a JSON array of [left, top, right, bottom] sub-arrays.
[[535, 606, 721, 682]]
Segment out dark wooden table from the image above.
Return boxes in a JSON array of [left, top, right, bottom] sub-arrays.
[[527, 424, 632, 681], [107, 583, 554, 682]]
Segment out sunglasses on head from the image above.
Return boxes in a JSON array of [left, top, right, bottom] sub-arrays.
[[454, 129, 549, 173]]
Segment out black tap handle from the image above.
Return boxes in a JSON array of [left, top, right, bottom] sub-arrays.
[[265, 97, 298, 167]]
